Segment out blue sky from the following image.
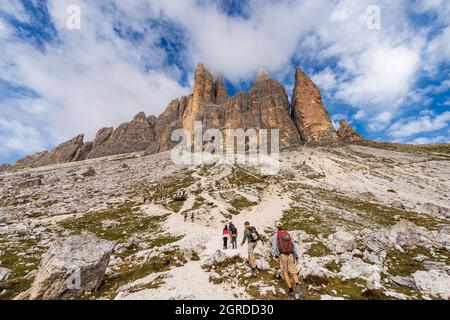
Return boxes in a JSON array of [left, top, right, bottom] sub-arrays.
[[0, 0, 449, 164]]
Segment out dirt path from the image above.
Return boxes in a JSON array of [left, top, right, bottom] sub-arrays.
[[116, 184, 290, 300]]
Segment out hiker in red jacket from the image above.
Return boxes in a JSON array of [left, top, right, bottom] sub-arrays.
[[223, 225, 230, 250], [271, 221, 303, 299]]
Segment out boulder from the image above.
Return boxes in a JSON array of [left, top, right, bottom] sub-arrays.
[[387, 220, 436, 250], [29, 232, 114, 300], [80, 167, 96, 177], [389, 276, 418, 291], [362, 221, 438, 253], [299, 256, 335, 279], [423, 203, 450, 218], [328, 230, 357, 254], [202, 250, 228, 269], [256, 259, 271, 270], [391, 200, 405, 210], [17, 178, 42, 189], [412, 270, 450, 299], [339, 259, 382, 288], [0, 267, 11, 283]]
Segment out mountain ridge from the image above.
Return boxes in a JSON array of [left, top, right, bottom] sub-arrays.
[[2, 63, 362, 172]]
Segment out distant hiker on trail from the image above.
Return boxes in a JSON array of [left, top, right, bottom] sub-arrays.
[[241, 221, 263, 275], [223, 225, 229, 250], [229, 222, 238, 249], [184, 212, 188, 222], [271, 221, 303, 299], [191, 212, 194, 222]]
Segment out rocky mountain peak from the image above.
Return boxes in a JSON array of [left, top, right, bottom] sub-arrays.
[[337, 120, 363, 143], [255, 68, 272, 82], [291, 68, 339, 144], [132, 112, 147, 123], [214, 74, 229, 105], [2, 63, 359, 172], [193, 63, 215, 105]]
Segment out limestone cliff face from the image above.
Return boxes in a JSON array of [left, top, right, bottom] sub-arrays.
[[291, 69, 338, 144], [151, 96, 190, 153], [222, 70, 301, 148], [86, 112, 156, 159], [10, 135, 87, 170], [3, 63, 353, 172]]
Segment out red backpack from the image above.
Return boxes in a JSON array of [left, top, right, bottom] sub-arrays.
[[277, 231, 293, 255]]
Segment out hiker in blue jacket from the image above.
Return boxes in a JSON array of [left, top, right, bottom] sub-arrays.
[[271, 221, 303, 299]]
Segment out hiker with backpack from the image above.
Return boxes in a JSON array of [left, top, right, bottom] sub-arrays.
[[271, 221, 303, 299], [229, 222, 238, 249], [223, 225, 230, 250], [241, 221, 263, 275]]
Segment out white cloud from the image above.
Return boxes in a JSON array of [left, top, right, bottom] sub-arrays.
[[312, 68, 337, 91], [0, 0, 30, 23], [388, 111, 450, 138], [336, 45, 420, 107], [0, 115, 47, 155], [148, 0, 336, 81], [410, 135, 448, 145], [1, 0, 449, 162], [0, 0, 190, 158], [369, 111, 394, 131]]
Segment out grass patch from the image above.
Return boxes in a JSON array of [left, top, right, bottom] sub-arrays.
[[229, 196, 256, 210], [191, 197, 206, 210], [324, 260, 342, 273], [288, 183, 447, 230], [302, 276, 389, 300], [148, 172, 196, 200], [0, 238, 44, 300], [227, 167, 265, 187], [280, 207, 334, 237], [59, 201, 169, 242], [166, 199, 185, 213], [307, 242, 332, 257], [386, 247, 430, 277]]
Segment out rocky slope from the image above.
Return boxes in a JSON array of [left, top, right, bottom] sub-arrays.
[[2, 64, 357, 172], [0, 143, 449, 300]]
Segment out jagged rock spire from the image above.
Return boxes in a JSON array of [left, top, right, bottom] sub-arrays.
[[3, 63, 357, 172], [291, 68, 338, 144], [337, 120, 363, 143], [193, 63, 215, 105], [214, 74, 229, 105]]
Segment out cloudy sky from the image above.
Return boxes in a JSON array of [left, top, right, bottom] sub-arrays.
[[0, 0, 449, 164]]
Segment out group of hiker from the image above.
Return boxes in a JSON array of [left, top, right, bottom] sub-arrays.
[[184, 212, 195, 223], [223, 220, 304, 299], [222, 222, 238, 250]]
